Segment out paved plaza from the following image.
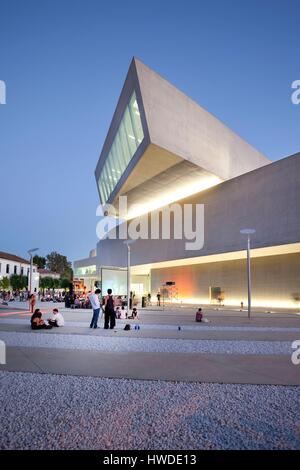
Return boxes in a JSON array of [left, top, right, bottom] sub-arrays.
[[0, 302, 299, 449]]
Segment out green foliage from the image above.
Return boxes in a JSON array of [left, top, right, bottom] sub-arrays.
[[9, 274, 28, 291], [0, 277, 10, 290], [52, 278, 60, 289], [60, 278, 71, 290], [46, 251, 73, 280], [40, 277, 54, 290], [32, 255, 46, 269]]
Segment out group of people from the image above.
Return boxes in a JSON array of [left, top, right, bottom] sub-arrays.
[[29, 288, 139, 331], [115, 306, 139, 320], [1, 289, 67, 304], [30, 308, 65, 329], [29, 289, 206, 330], [89, 288, 115, 329], [29, 293, 67, 313], [89, 288, 140, 330]]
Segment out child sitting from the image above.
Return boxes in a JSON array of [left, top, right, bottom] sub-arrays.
[[195, 308, 203, 322], [128, 307, 139, 320], [115, 306, 121, 319]]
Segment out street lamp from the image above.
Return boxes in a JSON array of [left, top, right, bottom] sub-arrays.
[[28, 248, 39, 294], [124, 240, 135, 317], [240, 229, 256, 319]]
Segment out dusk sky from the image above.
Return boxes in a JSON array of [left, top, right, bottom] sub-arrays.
[[0, 0, 299, 263]]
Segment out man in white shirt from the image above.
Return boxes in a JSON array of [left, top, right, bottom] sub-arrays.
[[48, 308, 65, 327], [89, 288, 102, 329]]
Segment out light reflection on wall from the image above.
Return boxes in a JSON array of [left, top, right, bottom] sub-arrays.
[[164, 297, 300, 310], [150, 252, 300, 310]]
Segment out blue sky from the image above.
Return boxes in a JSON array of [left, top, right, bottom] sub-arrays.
[[0, 0, 299, 262]]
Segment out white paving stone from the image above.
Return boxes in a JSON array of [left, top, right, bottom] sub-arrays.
[[0, 371, 299, 450], [0, 330, 293, 355]]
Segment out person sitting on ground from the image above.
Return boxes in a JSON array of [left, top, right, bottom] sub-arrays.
[[195, 307, 203, 322], [48, 308, 65, 327], [115, 306, 121, 319], [30, 309, 52, 330], [128, 307, 139, 320], [120, 306, 126, 319]]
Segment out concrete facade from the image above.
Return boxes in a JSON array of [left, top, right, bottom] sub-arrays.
[[74, 59, 300, 308], [135, 59, 269, 180], [95, 152, 300, 266], [151, 252, 300, 308], [88, 152, 300, 308], [94, 58, 269, 214]]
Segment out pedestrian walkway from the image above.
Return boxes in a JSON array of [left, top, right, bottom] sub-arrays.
[[2, 347, 299, 385], [0, 308, 299, 385]]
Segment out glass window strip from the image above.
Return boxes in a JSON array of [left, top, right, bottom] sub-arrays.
[[97, 91, 144, 203]]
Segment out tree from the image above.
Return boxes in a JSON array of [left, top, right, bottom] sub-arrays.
[[39, 277, 47, 295], [60, 278, 71, 290], [0, 277, 10, 290], [33, 255, 46, 269], [46, 252, 73, 280], [10, 274, 28, 291], [52, 278, 60, 289], [40, 277, 53, 291]]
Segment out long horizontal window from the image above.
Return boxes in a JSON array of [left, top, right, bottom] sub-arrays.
[[74, 266, 97, 276], [98, 91, 144, 203]]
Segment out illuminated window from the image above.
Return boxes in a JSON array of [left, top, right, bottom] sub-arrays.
[[74, 266, 97, 276], [98, 91, 144, 203]]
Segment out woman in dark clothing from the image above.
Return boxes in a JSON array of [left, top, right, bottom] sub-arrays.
[[103, 289, 115, 329], [30, 309, 52, 330]]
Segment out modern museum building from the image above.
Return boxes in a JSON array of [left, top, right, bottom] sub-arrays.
[[73, 58, 300, 309]]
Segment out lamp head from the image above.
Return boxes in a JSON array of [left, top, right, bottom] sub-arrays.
[[240, 229, 256, 235], [28, 248, 39, 256]]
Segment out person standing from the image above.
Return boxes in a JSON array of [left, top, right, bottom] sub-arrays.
[[89, 288, 102, 329], [104, 288, 115, 329], [29, 293, 36, 313], [156, 292, 161, 307]]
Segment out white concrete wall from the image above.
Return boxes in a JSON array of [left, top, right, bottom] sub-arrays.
[[135, 58, 270, 180], [0, 259, 32, 278], [0, 257, 39, 292], [150, 253, 300, 309], [95, 153, 300, 267]]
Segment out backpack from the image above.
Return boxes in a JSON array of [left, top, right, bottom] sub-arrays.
[[124, 324, 131, 331], [106, 295, 114, 311]]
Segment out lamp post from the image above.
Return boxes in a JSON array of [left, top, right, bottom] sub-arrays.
[[240, 229, 256, 319], [124, 240, 135, 317], [28, 248, 39, 294]]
